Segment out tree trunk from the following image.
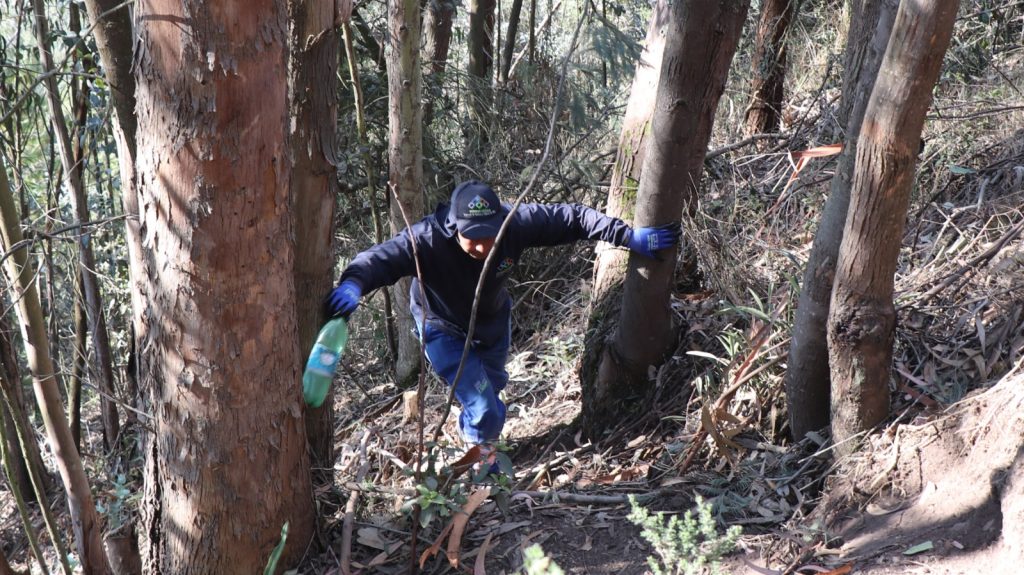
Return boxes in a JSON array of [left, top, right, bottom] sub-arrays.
[[31, 0, 121, 452], [422, 0, 455, 126], [288, 0, 340, 487], [0, 314, 47, 504], [744, 0, 795, 135], [0, 155, 111, 573], [387, 0, 426, 388], [499, 0, 525, 84], [70, 273, 87, 451], [784, 0, 894, 440], [467, 0, 496, 157], [580, 0, 671, 425], [584, 0, 749, 435], [80, 0, 145, 426], [134, 0, 315, 571], [828, 0, 957, 453]]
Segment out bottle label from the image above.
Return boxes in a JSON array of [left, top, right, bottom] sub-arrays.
[[306, 344, 339, 378]]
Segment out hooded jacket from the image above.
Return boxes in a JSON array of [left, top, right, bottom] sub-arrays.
[[338, 201, 633, 346]]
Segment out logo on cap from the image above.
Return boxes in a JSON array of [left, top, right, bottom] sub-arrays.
[[466, 195, 495, 217]]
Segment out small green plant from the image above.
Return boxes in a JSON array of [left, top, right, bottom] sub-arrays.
[[522, 544, 565, 575], [627, 495, 741, 575]]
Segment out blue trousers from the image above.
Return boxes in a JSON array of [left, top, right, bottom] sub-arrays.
[[416, 321, 510, 444]]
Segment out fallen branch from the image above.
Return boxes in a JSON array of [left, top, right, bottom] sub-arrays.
[[340, 430, 371, 575]]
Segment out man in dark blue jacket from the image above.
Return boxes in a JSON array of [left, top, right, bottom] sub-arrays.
[[325, 181, 679, 468]]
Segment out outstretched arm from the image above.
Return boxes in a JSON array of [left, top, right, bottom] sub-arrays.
[[323, 227, 420, 319]]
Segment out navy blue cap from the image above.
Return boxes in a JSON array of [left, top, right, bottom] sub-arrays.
[[451, 181, 503, 239]]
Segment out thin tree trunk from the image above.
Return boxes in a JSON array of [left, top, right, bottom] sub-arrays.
[[828, 0, 957, 453], [744, 0, 796, 135], [528, 0, 536, 64], [467, 0, 496, 157], [0, 155, 110, 574], [288, 0, 340, 486], [784, 0, 894, 440], [69, 273, 87, 451], [344, 23, 398, 360], [580, 0, 671, 423], [134, 1, 315, 570], [422, 0, 455, 126], [0, 314, 47, 503], [585, 0, 749, 435], [387, 0, 426, 388], [500, 0, 524, 84], [80, 0, 144, 428], [31, 0, 121, 452]]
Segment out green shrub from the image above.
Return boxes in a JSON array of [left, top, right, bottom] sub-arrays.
[[627, 495, 741, 575]]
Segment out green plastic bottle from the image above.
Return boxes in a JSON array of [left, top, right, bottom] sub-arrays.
[[302, 318, 349, 408]]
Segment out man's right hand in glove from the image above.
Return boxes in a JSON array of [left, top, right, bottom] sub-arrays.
[[324, 280, 362, 320]]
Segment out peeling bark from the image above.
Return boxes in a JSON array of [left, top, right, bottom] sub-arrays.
[[134, 0, 315, 571], [288, 0, 340, 487]]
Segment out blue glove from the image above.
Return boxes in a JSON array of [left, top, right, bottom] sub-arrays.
[[324, 280, 362, 319], [627, 222, 681, 259]]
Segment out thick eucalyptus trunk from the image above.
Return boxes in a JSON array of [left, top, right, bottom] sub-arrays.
[[288, 0, 340, 486], [387, 0, 426, 388], [134, 0, 315, 571], [744, 0, 795, 135], [784, 0, 894, 440], [584, 0, 749, 434], [828, 0, 957, 453]]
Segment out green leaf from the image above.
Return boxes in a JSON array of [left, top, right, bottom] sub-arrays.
[[903, 541, 934, 555], [263, 522, 289, 575], [948, 164, 976, 175]]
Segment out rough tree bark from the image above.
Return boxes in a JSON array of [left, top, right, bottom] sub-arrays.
[[827, 0, 958, 453], [387, 0, 426, 388], [784, 0, 894, 440], [134, 0, 315, 571], [0, 156, 111, 573], [583, 0, 749, 434], [288, 0, 340, 486], [744, 0, 795, 135]]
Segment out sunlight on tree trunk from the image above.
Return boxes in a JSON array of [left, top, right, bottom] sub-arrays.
[[828, 0, 958, 454], [288, 0, 340, 487], [423, 0, 456, 127], [387, 0, 426, 388], [585, 0, 749, 435], [784, 0, 894, 440], [744, 0, 795, 135], [134, 1, 315, 571]]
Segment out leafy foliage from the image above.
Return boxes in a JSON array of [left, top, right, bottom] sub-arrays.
[[627, 496, 741, 575]]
